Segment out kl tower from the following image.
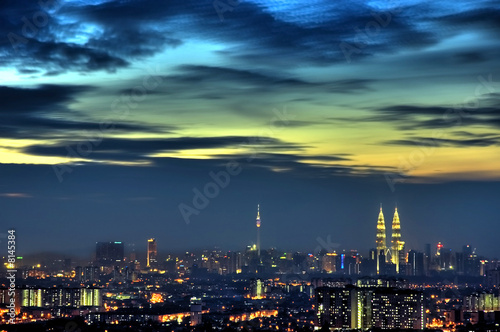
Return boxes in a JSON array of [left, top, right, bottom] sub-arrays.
[[256, 204, 261, 258]]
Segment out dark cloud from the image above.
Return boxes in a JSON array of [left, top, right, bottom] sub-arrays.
[[376, 104, 500, 130], [453, 51, 486, 64], [165, 65, 373, 96], [0, 84, 170, 139], [436, 7, 500, 34], [332, 99, 500, 131], [22, 137, 396, 180], [211, 152, 352, 165], [0, 84, 91, 114], [384, 136, 500, 148], [26, 39, 129, 72], [3, 0, 497, 75], [23, 136, 303, 159], [156, 152, 391, 179]]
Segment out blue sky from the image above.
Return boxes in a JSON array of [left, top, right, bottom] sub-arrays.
[[0, 0, 499, 256]]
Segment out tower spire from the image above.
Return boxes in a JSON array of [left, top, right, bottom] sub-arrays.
[[391, 207, 404, 273], [376, 206, 386, 274], [256, 204, 261, 259], [376, 206, 386, 251]]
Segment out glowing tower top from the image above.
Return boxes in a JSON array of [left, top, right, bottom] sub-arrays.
[[391, 207, 402, 252], [391, 207, 405, 272], [256, 204, 261, 228], [376, 205, 386, 252]]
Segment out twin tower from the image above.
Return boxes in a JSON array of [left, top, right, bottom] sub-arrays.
[[375, 206, 405, 274]]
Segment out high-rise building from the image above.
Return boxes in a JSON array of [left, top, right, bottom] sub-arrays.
[[316, 286, 424, 330], [83, 266, 100, 283], [256, 204, 261, 258], [367, 288, 424, 330], [190, 297, 202, 326], [250, 278, 265, 299], [316, 285, 363, 329], [95, 242, 124, 266], [408, 250, 425, 276], [391, 208, 402, 271], [147, 238, 157, 268], [375, 206, 386, 274], [19, 287, 101, 308]]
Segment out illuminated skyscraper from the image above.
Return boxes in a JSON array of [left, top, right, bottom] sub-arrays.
[[315, 286, 424, 330], [391, 207, 405, 273], [256, 204, 261, 258], [190, 297, 202, 326], [147, 238, 157, 268], [375, 206, 386, 274]]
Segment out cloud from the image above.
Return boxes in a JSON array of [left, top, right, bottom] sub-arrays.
[[0, 193, 32, 198], [0, 84, 171, 139], [436, 6, 500, 35], [453, 51, 487, 64], [376, 103, 500, 130], [332, 95, 500, 132], [2, 0, 498, 76], [0, 84, 91, 114], [22, 136, 304, 160], [22, 136, 398, 179], [384, 135, 500, 148], [170, 65, 373, 92]]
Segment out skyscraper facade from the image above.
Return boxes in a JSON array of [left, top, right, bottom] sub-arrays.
[[147, 238, 157, 268], [316, 286, 424, 330], [375, 206, 406, 275], [95, 242, 124, 266], [375, 206, 386, 274], [391, 208, 405, 273]]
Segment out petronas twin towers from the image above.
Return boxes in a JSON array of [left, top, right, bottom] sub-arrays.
[[375, 205, 405, 274]]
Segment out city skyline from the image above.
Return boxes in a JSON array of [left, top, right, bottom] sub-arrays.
[[3, 197, 500, 256], [12, 205, 495, 262], [0, 0, 499, 256]]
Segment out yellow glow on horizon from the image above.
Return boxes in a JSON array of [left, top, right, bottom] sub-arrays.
[[0, 119, 499, 182], [0, 147, 71, 165]]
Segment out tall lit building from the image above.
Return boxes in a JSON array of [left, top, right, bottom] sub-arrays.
[[147, 238, 157, 268], [18, 287, 101, 308], [256, 204, 261, 258], [391, 207, 405, 273], [316, 286, 363, 329], [316, 286, 424, 330], [367, 288, 424, 330], [190, 297, 202, 326], [375, 206, 386, 274]]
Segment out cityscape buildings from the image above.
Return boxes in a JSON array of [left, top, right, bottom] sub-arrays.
[[1, 205, 499, 331]]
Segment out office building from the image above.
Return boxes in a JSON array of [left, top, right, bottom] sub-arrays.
[[391, 208, 405, 273], [95, 242, 124, 266], [147, 238, 158, 268], [375, 206, 386, 274], [316, 285, 424, 330]]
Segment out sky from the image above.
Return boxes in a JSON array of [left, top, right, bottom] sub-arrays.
[[0, 0, 499, 257]]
